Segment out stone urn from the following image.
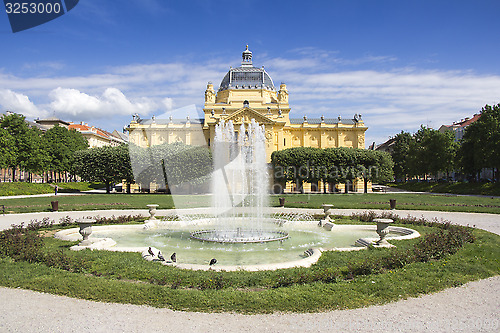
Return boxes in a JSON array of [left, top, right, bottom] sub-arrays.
[[147, 204, 159, 220], [373, 218, 393, 246], [389, 199, 397, 210], [322, 204, 334, 221], [77, 219, 96, 246]]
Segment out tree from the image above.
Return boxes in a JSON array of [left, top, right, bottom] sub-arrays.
[[0, 113, 48, 181], [359, 149, 394, 192], [391, 131, 412, 181], [0, 127, 16, 180], [130, 142, 212, 192], [459, 104, 500, 181], [271, 147, 393, 193], [403, 126, 457, 180], [73, 145, 134, 193], [43, 125, 88, 181], [271, 147, 317, 193], [439, 130, 459, 179]]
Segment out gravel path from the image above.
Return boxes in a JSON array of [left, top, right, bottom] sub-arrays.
[[0, 208, 498, 332]]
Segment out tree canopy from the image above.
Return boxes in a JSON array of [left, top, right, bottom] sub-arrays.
[[43, 124, 88, 179], [0, 113, 48, 180], [129, 142, 212, 191], [458, 104, 500, 181], [390, 126, 458, 181], [73, 144, 133, 193], [0, 113, 89, 182], [271, 147, 393, 193]]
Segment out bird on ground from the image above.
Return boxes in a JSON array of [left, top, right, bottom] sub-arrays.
[[157, 251, 165, 261], [209, 258, 217, 266], [171, 253, 177, 263], [148, 247, 154, 256]]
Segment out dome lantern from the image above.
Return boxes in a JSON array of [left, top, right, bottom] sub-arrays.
[[241, 45, 253, 67]]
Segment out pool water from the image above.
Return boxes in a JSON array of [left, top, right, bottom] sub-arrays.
[[90, 223, 383, 266]]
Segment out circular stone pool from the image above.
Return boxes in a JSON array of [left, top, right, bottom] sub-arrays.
[[55, 216, 420, 271]]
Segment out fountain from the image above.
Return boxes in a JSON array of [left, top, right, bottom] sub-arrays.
[[55, 118, 421, 270], [202, 119, 289, 243]]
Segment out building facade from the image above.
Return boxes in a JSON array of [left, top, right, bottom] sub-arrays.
[[69, 122, 126, 148], [438, 113, 481, 141], [127, 46, 368, 192]]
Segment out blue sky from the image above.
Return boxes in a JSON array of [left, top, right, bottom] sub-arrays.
[[1, 0, 499, 145]]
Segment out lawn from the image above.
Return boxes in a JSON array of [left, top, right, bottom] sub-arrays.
[[1, 191, 499, 313], [275, 193, 500, 214], [388, 181, 500, 196], [0, 193, 211, 213], [0, 182, 104, 196], [0, 214, 498, 313], [2, 192, 500, 214]]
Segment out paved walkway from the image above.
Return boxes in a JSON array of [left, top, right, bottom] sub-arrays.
[[0, 208, 499, 332]]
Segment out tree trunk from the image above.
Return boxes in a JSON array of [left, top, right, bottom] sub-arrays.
[[106, 181, 111, 194]]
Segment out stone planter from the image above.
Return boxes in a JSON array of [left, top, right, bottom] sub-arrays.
[[322, 204, 333, 220], [373, 218, 393, 246], [389, 199, 397, 210], [77, 219, 96, 246], [147, 204, 159, 220]]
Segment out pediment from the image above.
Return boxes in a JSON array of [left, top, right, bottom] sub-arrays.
[[224, 107, 275, 125]]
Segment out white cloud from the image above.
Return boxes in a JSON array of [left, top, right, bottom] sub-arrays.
[[49, 87, 158, 119], [274, 68, 500, 142], [162, 97, 174, 111], [1, 48, 499, 143], [0, 89, 47, 119], [22, 61, 66, 72]]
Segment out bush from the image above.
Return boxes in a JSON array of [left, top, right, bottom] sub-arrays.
[[0, 224, 44, 262]]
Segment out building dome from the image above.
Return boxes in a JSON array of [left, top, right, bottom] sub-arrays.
[[218, 46, 275, 92]]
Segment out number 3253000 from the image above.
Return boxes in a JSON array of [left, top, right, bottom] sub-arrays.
[[5, 2, 62, 14]]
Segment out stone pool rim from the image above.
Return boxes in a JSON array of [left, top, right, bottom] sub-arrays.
[[54, 217, 420, 272]]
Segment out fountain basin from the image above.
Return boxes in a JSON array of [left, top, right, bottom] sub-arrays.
[[54, 218, 420, 271]]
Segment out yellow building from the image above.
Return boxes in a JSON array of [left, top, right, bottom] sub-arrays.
[[127, 46, 368, 192]]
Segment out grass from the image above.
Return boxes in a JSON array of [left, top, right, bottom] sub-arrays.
[[1, 192, 500, 214], [388, 181, 500, 196], [275, 193, 500, 214], [0, 191, 499, 313], [0, 220, 500, 313], [0, 181, 104, 196], [0, 193, 211, 213], [0, 182, 55, 196], [0, 214, 498, 313]]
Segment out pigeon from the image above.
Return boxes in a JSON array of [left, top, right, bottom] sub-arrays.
[[148, 247, 154, 256], [170, 252, 177, 263], [157, 251, 165, 261], [209, 258, 217, 266]]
